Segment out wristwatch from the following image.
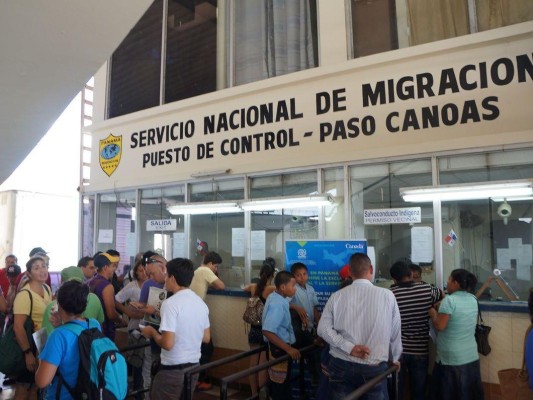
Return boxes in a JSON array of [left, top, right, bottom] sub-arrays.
[[22, 348, 32, 355]]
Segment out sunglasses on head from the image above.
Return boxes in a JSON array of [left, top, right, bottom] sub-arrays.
[[147, 258, 163, 264]]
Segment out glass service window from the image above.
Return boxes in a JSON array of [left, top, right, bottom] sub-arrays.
[[249, 170, 319, 277], [188, 178, 245, 287], [108, 0, 163, 118], [250, 171, 318, 199], [233, 0, 318, 86], [140, 185, 186, 260], [251, 207, 319, 280], [190, 178, 244, 202], [438, 148, 533, 301], [96, 191, 137, 272], [165, 0, 218, 103], [350, 160, 433, 282], [190, 213, 245, 288], [324, 167, 346, 239]]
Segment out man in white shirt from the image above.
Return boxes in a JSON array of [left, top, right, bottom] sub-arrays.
[[141, 257, 210, 400], [317, 253, 402, 400]]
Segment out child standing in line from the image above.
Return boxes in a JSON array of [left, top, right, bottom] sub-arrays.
[[262, 271, 301, 400], [290, 262, 321, 383]]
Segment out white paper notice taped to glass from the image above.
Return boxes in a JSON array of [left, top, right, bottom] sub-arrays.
[[411, 226, 433, 263]]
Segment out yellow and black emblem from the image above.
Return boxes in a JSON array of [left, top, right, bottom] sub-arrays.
[[99, 134, 122, 177]]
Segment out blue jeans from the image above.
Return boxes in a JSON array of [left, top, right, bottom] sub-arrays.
[[399, 354, 428, 400], [328, 356, 388, 400], [432, 360, 483, 400]]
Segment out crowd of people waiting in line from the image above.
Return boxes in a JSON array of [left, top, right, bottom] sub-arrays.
[[0, 249, 532, 400]]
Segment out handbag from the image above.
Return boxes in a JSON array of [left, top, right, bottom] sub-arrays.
[[497, 324, 533, 400], [243, 296, 264, 326], [125, 333, 148, 368], [475, 302, 491, 356], [0, 290, 36, 377]]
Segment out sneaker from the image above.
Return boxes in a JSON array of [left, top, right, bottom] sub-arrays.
[[195, 382, 213, 391]]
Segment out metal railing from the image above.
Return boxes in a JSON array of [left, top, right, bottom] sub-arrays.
[[219, 344, 317, 400], [119, 341, 269, 398], [344, 364, 399, 400], [118, 341, 151, 397], [120, 341, 396, 400], [182, 345, 268, 400]]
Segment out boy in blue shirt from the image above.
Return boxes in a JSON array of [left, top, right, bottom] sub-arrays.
[[262, 271, 300, 400], [290, 262, 321, 383], [36, 280, 101, 400]]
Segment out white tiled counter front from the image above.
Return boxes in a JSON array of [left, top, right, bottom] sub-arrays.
[[478, 310, 530, 384]]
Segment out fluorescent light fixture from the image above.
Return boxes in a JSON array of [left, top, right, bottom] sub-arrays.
[[167, 202, 240, 215], [400, 179, 533, 202], [241, 194, 333, 211], [491, 196, 533, 202], [190, 169, 230, 178]]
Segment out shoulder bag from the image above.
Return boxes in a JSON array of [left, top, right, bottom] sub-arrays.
[[475, 301, 491, 356], [243, 296, 264, 326], [0, 289, 35, 377]]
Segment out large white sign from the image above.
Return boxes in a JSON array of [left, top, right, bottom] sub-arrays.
[[364, 207, 421, 225], [89, 26, 533, 191], [146, 219, 177, 231]]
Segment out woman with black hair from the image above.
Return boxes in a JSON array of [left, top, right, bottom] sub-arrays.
[[243, 260, 277, 397], [36, 280, 101, 399], [13, 256, 52, 400], [429, 268, 483, 400]]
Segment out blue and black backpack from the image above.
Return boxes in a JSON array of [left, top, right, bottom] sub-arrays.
[[57, 319, 128, 400]]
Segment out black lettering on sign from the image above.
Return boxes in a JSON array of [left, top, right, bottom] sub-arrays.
[[362, 54, 532, 107], [142, 146, 191, 167], [204, 98, 303, 134], [385, 96, 500, 133]]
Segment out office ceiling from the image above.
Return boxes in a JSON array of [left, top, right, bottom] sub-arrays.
[[0, 0, 153, 186]]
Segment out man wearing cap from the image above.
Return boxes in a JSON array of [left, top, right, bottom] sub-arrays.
[[88, 253, 126, 340], [29, 247, 47, 258], [42, 266, 105, 335], [107, 249, 123, 293], [129, 251, 166, 400], [0, 254, 17, 296]]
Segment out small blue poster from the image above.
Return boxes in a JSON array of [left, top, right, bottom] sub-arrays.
[[284, 240, 367, 308]]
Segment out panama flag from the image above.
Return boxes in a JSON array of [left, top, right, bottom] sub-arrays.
[[445, 229, 457, 246]]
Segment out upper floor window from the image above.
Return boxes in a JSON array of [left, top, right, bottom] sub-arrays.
[[107, 0, 319, 118], [109, 0, 163, 118], [350, 0, 533, 59], [233, 0, 318, 86]]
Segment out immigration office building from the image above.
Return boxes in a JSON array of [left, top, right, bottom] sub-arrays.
[[83, 1, 533, 391]]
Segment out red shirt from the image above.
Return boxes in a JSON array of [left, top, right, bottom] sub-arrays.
[[0, 269, 9, 296]]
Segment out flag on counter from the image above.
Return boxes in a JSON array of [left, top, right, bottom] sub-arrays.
[[445, 229, 457, 246]]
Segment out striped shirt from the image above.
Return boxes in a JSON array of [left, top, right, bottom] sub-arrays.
[[390, 282, 442, 355], [317, 279, 402, 365]]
